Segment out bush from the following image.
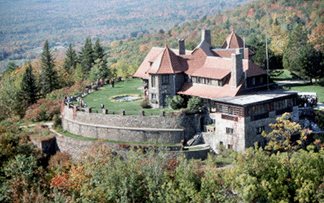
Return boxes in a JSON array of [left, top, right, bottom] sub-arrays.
[[52, 114, 62, 130], [187, 96, 203, 112], [166, 95, 185, 110], [24, 99, 61, 122], [140, 99, 151, 108]]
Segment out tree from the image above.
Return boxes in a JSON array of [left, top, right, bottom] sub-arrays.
[[229, 113, 322, 202], [166, 95, 185, 110], [283, 24, 308, 73], [93, 38, 104, 61], [295, 43, 324, 84], [20, 63, 40, 108], [309, 23, 324, 52], [64, 44, 78, 74], [41, 40, 59, 97], [89, 59, 110, 82], [79, 38, 94, 75], [187, 96, 203, 112], [3, 62, 18, 75]]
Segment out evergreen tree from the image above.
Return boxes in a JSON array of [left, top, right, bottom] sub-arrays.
[[41, 40, 59, 97], [89, 59, 110, 82], [283, 24, 308, 72], [295, 43, 324, 84], [20, 63, 40, 108], [93, 38, 104, 60], [79, 38, 94, 75], [64, 44, 78, 74]]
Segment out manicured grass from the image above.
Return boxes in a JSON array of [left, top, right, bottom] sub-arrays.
[[270, 69, 300, 80], [282, 82, 324, 103], [57, 129, 179, 146], [82, 78, 173, 112]]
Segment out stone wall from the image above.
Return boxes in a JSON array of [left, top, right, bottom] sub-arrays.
[[54, 133, 208, 160], [62, 105, 204, 144]]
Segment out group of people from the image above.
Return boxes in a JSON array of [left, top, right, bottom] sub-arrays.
[[299, 94, 318, 107]]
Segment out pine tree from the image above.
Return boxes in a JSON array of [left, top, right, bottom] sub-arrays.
[[41, 40, 59, 97], [283, 24, 308, 72], [64, 43, 78, 74], [20, 63, 40, 108], [93, 38, 104, 60], [79, 38, 94, 75]]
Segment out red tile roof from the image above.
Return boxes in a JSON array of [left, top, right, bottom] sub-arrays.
[[133, 47, 164, 79], [191, 57, 232, 79], [221, 30, 244, 49], [146, 46, 186, 74], [177, 80, 242, 99], [243, 60, 267, 77]]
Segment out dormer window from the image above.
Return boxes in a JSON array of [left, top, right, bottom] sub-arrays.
[[218, 79, 223, 86]]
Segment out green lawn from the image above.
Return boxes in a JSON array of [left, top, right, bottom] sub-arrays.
[[82, 78, 172, 112], [270, 69, 301, 81], [282, 82, 324, 103]]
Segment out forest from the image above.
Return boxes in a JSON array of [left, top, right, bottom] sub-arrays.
[[0, 0, 253, 72], [1, 0, 324, 201]]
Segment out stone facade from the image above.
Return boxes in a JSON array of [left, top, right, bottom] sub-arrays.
[[149, 73, 185, 108], [209, 101, 299, 153]]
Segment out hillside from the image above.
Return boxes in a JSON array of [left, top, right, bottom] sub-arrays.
[[0, 0, 254, 72], [101, 0, 324, 73]]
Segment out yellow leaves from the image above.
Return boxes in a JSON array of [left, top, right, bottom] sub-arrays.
[[139, 44, 149, 52]]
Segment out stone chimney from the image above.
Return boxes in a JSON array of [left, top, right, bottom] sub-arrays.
[[179, 38, 185, 55], [201, 29, 211, 45], [231, 53, 243, 89]]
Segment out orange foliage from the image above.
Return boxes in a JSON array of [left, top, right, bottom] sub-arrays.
[[247, 8, 254, 18]]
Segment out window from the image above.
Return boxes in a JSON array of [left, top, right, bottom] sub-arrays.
[[252, 77, 255, 85], [256, 126, 265, 134], [260, 76, 263, 84], [204, 78, 211, 85], [162, 75, 169, 84], [151, 93, 156, 100], [226, 127, 234, 135], [218, 79, 223, 86], [228, 144, 232, 149], [192, 77, 197, 83], [151, 75, 156, 88]]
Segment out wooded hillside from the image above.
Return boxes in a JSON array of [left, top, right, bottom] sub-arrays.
[[0, 0, 253, 72]]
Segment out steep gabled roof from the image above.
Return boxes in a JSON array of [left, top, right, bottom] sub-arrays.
[[133, 47, 164, 79], [146, 45, 186, 74], [190, 57, 231, 79], [177, 78, 243, 99], [192, 40, 215, 56], [243, 60, 267, 77], [221, 30, 244, 49]]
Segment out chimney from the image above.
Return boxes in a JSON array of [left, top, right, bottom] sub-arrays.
[[231, 53, 243, 89], [201, 29, 211, 45], [179, 38, 185, 55]]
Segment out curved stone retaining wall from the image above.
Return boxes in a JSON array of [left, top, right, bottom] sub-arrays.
[[62, 105, 205, 144], [54, 133, 209, 160]]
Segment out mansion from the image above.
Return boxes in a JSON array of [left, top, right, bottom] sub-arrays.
[[133, 29, 299, 152]]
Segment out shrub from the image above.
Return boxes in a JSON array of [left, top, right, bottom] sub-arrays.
[[187, 96, 203, 112], [24, 98, 61, 122], [140, 99, 151, 108], [52, 114, 62, 130], [167, 95, 185, 110]]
